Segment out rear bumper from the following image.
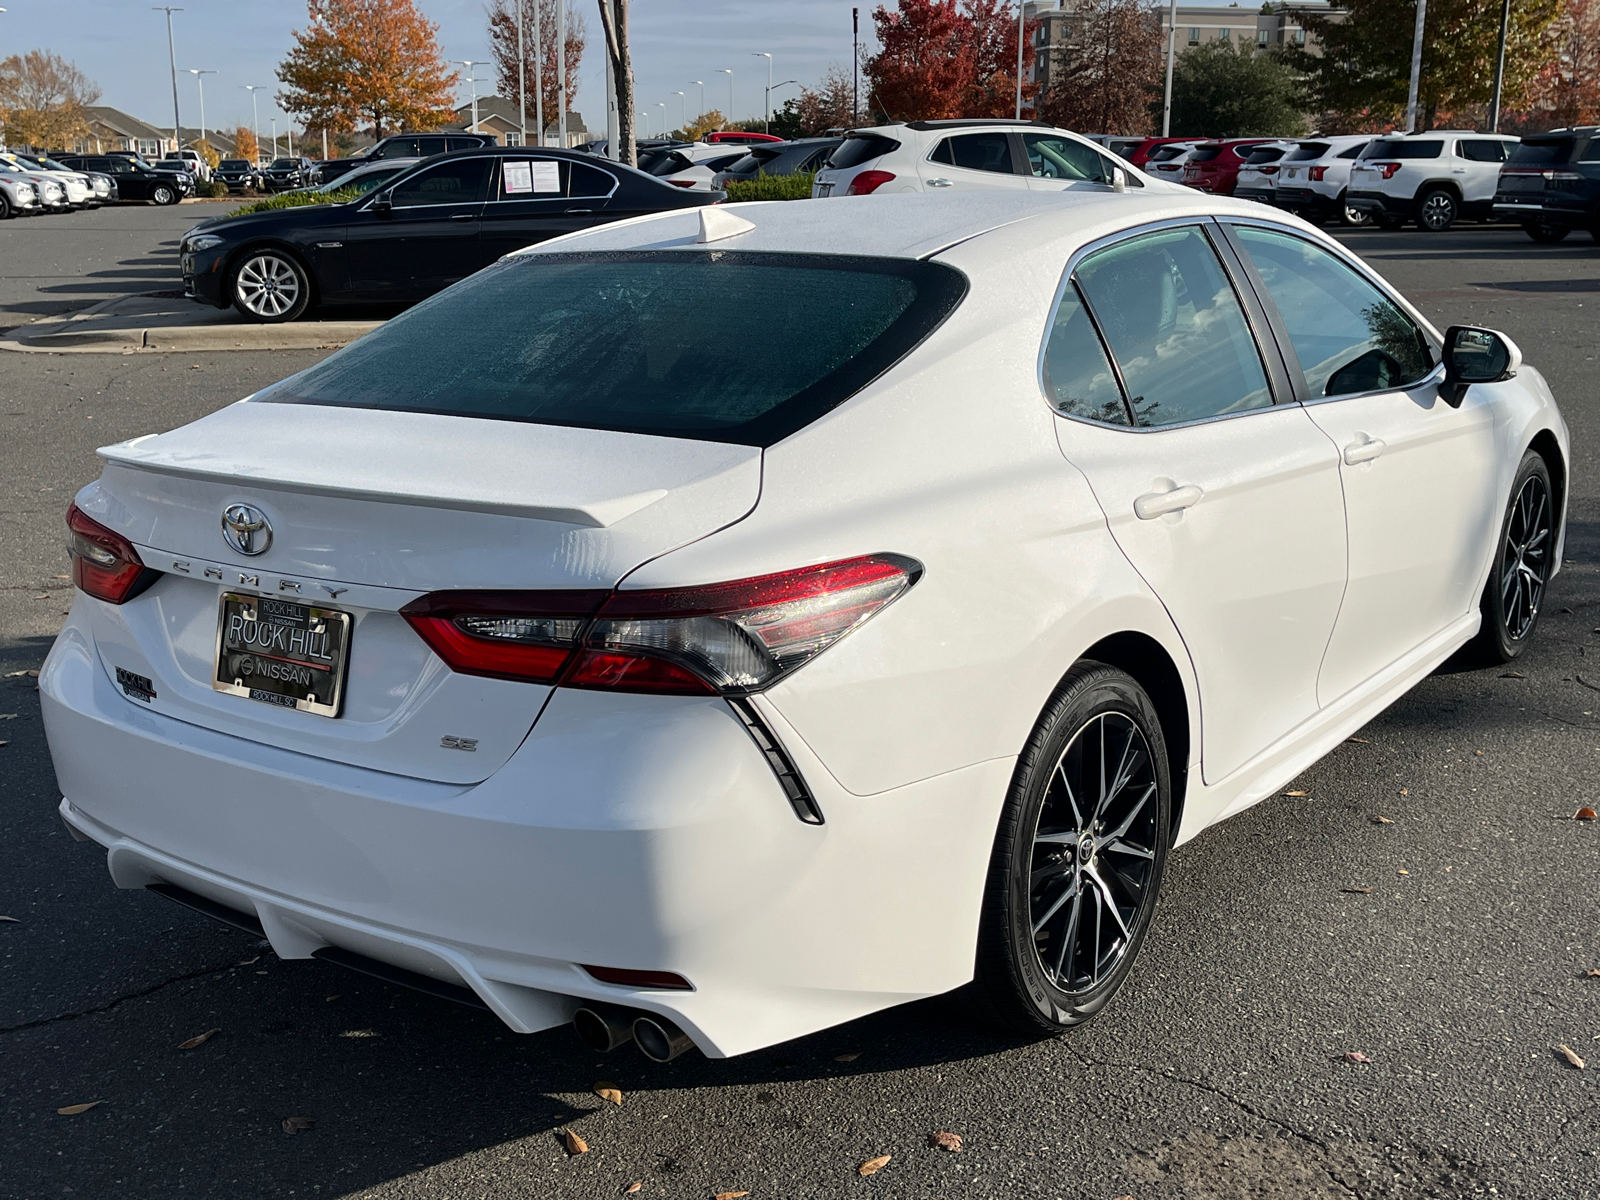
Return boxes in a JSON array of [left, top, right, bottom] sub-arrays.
[[1274, 185, 1339, 214], [1492, 196, 1588, 223], [40, 603, 1006, 1057], [1345, 189, 1414, 218], [1232, 187, 1275, 205]]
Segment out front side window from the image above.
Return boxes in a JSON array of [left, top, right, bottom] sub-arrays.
[[1042, 285, 1128, 425], [1232, 225, 1433, 397], [258, 252, 968, 446], [418, 137, 449, 156], [1074, 225, 1272, 427], [378, 137, 423, 159], [1024, 133, 1129, 185], [389, 157, 491, 207], [930, 132, 1015, 175]]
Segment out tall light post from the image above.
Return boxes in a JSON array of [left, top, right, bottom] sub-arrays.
[[1405, 0, 1427, 132], [1488, 0, 1512, 132], [185, 69, 215, 141], [655, 100, 665, 138], [691, 80, 705, 121], [534, 0, 544, 144], [515, 0, 527, 145], [242, 84, 266, 165], [557, 0, 567, 147], [1014, 1, 1025, 119], [852, 8, 860, 123], [671, 90, 685, 133], [1162, 0, 1178, 136], [452, 60, 487, 135], [753, 52, 772, 132], [153, 7, 184, 154], [716, 68, 733, 125], [767, 79, 796, 129], [270, 116, 278, 160]]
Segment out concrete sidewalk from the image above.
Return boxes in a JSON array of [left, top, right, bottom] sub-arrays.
[[0, 291, 384, 354]]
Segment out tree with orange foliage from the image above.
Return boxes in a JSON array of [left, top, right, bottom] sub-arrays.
[[1523, 0, 1600, 128], [864, 0, 1034, 122], [276, 0, 459, 141], [232, 125, 259, 165]]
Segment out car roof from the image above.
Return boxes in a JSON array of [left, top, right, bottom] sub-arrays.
[[511, 189, 1289, 263]]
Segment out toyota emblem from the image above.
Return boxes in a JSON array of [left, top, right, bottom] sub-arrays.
[[221, 504, 272, 556]]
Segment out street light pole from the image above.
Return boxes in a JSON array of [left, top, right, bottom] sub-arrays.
[[672, 90, 685, 133], [717, 69, 733, 126], [242, 85, 266, 165], [754, 52, 772, 132], [1405, 0, 1427, 132], [153, 7, 184, 154], [516, 0, 527, 146], [452, 60, 485, 135], [852, 7, 859, 124], [270, 117, 278, 160], [186, 69, 216, 140], [1488, 0, 1512, 132], [557, 0, 567, 147], [534, 0, 544, 145], [1014, 1, 1024, 120], [1162, 0, 1177, 136], [692, 80, 704, 121]]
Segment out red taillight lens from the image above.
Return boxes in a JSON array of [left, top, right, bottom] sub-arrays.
[[66, 503, 156, 604], [668, 179, 696, 188], [399, 590, 609, 684], [848, 169, 896, 196], [1376, 162, 1402, 179], [581, 965, 694, 990], [1259, 165, 1279, 175], [1309, 166, 1327, 181]]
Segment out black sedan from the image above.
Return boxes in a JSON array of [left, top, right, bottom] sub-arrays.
[[54, 154, 186, 204], [179, 146, 723, 322], [263, 156, 320, 191]]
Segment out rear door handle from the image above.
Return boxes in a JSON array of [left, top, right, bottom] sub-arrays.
[[1134, 484, 1203, 520], [564, 207, 593, 214], [450, 213, 476, 221], [927, 178, 953, 187], [1343, 437, 1385, 465]]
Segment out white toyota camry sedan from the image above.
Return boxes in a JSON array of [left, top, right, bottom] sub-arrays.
[[43, 190, 1566, 1061]]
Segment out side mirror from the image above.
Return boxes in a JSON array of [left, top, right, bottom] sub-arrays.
[[1110, 166, 1128, 193], [1440, 325, 1521, 407], [371, 192, 392, 217]]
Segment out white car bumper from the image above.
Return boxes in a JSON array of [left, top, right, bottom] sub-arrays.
[[41, 603, 1007, 1057]]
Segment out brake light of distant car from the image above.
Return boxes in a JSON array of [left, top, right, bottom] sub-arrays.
[[1309, 166, 1327, 181], [1373, 162, 1402, 179], [66, 503, 158, 604], [400, 590, 610, 684], [569, 554, 922, 696], [847, 170, 896, 196], [1258, 165, 1279, 175]]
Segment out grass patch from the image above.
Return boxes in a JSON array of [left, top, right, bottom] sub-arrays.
[[722, 171, 816, 202], [221, 187, 361, 218]]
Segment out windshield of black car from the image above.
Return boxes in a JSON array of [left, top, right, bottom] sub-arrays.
[[220, 160, 249, 169], [258, 251, 969, 446], [828, 135, 900, 169], [1507, 138, 1575, 165], [1361, 140, 1443, 159], [270, 159, 296, 169]]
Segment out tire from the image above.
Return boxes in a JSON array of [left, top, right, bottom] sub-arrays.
[[230, 250, 312, 323], [1375, 212, 1406, 231], [151, 184, 177, 206], [0, 193, 10, 220], [1523, 222, 1570, 243], [1417, 188, 1458, 231], [973, 663, 1172, 1035], [1338, 195, 1372, 227], [1469, 450, 1555, 664]]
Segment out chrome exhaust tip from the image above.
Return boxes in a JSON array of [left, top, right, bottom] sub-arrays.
[[572, 1002, 636, 1053], [632, 1013, 695, 1063]]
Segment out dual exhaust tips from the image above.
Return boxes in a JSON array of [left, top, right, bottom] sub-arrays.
[[573, 1002, 696, 1063]]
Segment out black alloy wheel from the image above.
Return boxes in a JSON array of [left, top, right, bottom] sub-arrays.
[[975, 663, 1171, 1034], [151, 183, 176, 206], [1472, 450, 1555, 663], [1523, 222, 1571, 243], [1417, 187, 1459, 232]]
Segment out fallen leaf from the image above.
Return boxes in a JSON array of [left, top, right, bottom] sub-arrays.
[[282, 1115, 316, 1134], [56, 1102, 101, 1115], [34, 594, 49, 600], [1585, 969, 1600, 978], [0, 915, 18, 922], [834, 1052, 860, 1062], [562, 1128, 588, 1155], [1557, 1044, 1586, 1069], [1574, 807, 1597, 821], [714, 1193, 750, 1200], [1397, 869, 1410, 875], [178, 1028, 219, 1050], [237, 955, 261, 966], [1340, 887, 1373, 894], [1475, 750, 1484, 756], [1373, 815, 1394, 825], [339, 1029, 378, 1038], [0, 713, 17, 719], [1500, 670, 1526, 679], [858, 1154, 891, 1176], [929, 1130, 963, 1152], [594, 1081, 623, 1106], [1346, 736, 1370, 743], [325, 994, 341, 1002], [1283, 789, 1310, 797], [1336, 1050, 1373, 1064], [1399, 788, 1409, 796], [624, 1185, 642, 1196]]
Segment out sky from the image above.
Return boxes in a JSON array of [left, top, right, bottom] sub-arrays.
[[0, 0, 877, 141]]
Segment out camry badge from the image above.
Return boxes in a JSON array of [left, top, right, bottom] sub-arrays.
[[221, 504, 272, 556]]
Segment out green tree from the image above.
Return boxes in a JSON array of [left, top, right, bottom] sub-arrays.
[[1169, 41, 1308, 137], [1288, 0, 1560, 131]]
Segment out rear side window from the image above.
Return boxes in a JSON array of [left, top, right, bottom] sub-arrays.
[[1362, 140, 1443, 159], [418, 137, 448, 156], [492, 158, 614, 199], [1288, 143, 1329, 160], [1459, 140, 1509, 162], [1042, 285, 1128, 425], [827, 134, 900, 169], [259, 252, 969, 446], [1188, 147, 1222, 162], [1582, 138, 1600, 162], [930, 132, 1015, 174], [1074, 226, 1272, 427], [377, 137, 423, 158], [1337, 143, 1368, 159], [1509, 138, 1575, 165]]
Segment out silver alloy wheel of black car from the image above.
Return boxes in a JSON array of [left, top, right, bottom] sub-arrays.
[[232, 251, 310, 323], [1418, 188, 1458, 231], [152, 184, 176, 206]]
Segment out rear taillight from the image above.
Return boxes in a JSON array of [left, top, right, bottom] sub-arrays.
[[1309, 166, 1327, 181], [66, 503, 156, 604], [668, 179, 696, 188], [1375, 162, 1402, 179], [401, 554, 921, 696], [1258, 165, 1279, 175], [848, 170, 896, 196]]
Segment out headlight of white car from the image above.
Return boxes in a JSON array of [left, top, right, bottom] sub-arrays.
[[186, 234, 225, 252], [18, 184, 36, 200], [42, 181, 62, 200]]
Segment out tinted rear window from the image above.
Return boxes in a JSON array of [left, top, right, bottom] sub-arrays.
[[1287, 142, 1330, 160], [260, 252, 968, 446], [1244, 147, 1287, 163], [1188, 147, 1222, 162], [1508, 138, 1575, 165], [1362, 140, 1443, 159], [828, 134, 900, 169]]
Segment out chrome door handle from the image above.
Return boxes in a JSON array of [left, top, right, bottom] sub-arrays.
[[1134, 484, 1203, 520], [1452, 168, 1467, 174], [450, 213, 476, 221], [1343, 437, 1385, 465], [565, 207, 593, 213], [927, 178, 953, 187]]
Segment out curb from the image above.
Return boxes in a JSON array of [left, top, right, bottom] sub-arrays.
[[0, 295, 384, 354]]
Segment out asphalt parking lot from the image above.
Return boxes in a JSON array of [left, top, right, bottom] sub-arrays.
[[1, 216, 1598, 1200]]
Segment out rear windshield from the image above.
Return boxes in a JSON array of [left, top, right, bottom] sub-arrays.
[[1147, 144, 1191, 162], [1244, 147, 1287, 164], [828, 134, 900, 169], [1188, 146, 1222, 162], [1508, 138, 1575, 165], [1362, 139, 1443, 159], [259, 251, 969, 446], [1287, 142, 1330, 160]]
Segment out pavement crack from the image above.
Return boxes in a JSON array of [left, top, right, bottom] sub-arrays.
[[0, 958, 239, 1035]]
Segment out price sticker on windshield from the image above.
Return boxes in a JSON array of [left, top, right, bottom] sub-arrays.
[[531, 161, 561, 193], [503, 160, 533, 194]]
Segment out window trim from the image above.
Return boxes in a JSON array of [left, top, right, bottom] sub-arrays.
[[921, 130, 1030, 177], [1213, 216, 1444, 408], [360, 155, 496, 212], [487, 156, 620, 203], [1036, 216, 1290, 434]]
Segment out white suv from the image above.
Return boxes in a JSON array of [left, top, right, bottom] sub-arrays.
[[1346, 131, 1518, 231], [812, 119, 1156, 198], [1270, 135, 1374, 226]]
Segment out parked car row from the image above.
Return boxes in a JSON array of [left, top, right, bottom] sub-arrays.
[[0, 152, 116, 216], [54, 150, 197, 205]]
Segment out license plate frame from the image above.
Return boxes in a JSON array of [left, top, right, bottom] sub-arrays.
[[212, 591, 352, 718]]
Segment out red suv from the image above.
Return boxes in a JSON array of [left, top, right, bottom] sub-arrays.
[[1182, 139, 1276, 195], [1124, 136, 1211, 169]]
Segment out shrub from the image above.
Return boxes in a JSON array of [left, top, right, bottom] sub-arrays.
[[221, 187, 361, 218], [203, 180, 229, 198], [722, 171, 816, 202]]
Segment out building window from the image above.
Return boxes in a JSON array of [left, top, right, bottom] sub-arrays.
[[1257, 29, 1268, 45], [1219, 27, 1230, 40], [138, 139, 160, 158], [504, 132, 522, 146], [1295, 28, 1307, 44], [1188, 26, 1199, 43]]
